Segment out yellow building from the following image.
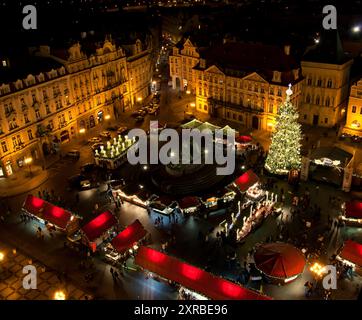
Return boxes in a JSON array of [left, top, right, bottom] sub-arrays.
[[300, 30, 353, 127], [0, 38, 152, 177], [169, 37, 201, 93], [170, 40, 303, 131], [344, 78, 362, 136]]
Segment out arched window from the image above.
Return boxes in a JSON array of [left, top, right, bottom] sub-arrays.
[[306, 94, 311, 103], [327, 79, 332, 88], [315, 96, 320, 105], [325, 97, 330, 107]]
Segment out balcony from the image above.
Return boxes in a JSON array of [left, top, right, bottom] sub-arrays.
[[208, 98, 265, 115], [5, 109, 16, 118]]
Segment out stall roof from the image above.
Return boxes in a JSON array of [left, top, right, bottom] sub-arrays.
[[135, 247, 270, 300], [310, 147, 353, 165], [233, 170, 259, 192], [222, 125, 237, 135], [180, 119, 203, 129], [345, 200, 362, 219], [339, 240, 362, 267], [178, 196, 201, 209], [22, 195, 72, 230], [111, 219, 147, 253], [254, 243, 306, 279], [236, 135, 253, 144], [197, 122, 221, 132], [81, 211, 117, 242]]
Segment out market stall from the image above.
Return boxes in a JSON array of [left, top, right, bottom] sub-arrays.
[[178, 196, 201, 214], [254, 242, 306, 284], [336, 240, 362, 275], [80, 211, 118, 252], [232, 170, 262, 196], [112, 184, 156, 208], [135, 246, 270, 300], [22, 195, 80, 235], [341, 200, 362, 226], [148, 195, 178, 216], [104, 219, 148, 263], [236, 202, 274, 241]]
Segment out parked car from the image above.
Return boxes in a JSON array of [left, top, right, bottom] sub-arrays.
[[99, 131, 111, 138], [117, 126, 128, 135], [135, 116, 144, 122], [90, 143, 103, 151], [88, 137, 102, 144], [65, 150, 80, 160], [80, 163, 97, 174]]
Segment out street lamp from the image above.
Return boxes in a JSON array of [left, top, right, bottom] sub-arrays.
[[24, 157, 33, 177], [0, 251, 4, 272], [53, 290, 66, 300], [352, 25, 360, 33], [79, 128, 86, 134]]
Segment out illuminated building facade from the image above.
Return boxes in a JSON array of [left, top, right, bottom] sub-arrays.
[[0, 38, 152, 177], [344, 78, 362, 136]]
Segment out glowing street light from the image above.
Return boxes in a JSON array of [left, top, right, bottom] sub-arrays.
[[310, 262, 325, 278], [352, 25, 360, 33], [24, 157, 33, 177], [0, 251, 4, 262], [104, 114, 111, 120], [53, 290, 66, 300], [79, 128, 86, 134]]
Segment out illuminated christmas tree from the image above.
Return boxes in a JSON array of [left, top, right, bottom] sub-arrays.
[[265, 84, 302, 175]]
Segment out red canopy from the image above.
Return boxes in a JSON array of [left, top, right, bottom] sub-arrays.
[[233, 170, 259, 192], [22, 195, 72, 230], [339, 240, 362, 267], [81, 211, 117, 242], [111, 219, 147, 253], [345, 200, 362, 219], [236, 135, 252, 144], [135, 246, 270, 300], [178, 196, 200, 209], [254, 243, 306, 279]]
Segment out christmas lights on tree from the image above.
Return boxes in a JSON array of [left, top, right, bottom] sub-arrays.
[[265, 84, 302, 175]]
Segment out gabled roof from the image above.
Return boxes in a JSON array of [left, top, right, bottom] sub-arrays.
[[339, 240, 362, 267], [81, 211, 117, 242], [22, 195, 72, 230], [135, 247, 270, 300], [303, 29, 351, 65], [233, 170, 259, 192]]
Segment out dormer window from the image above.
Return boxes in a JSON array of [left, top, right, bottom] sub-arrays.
[[272, 71, 281, 82]]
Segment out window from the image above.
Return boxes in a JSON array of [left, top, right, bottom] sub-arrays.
[[277, 89, 282, 97], [238, 115, 243, 122], [24, 114, 30, 123], [268, 103, 273, 113], [68, 111, 72, 120], [307, 78, 312, 86], [325, 97, 330, 107], [45, 104, 51, 114], [49, 120, 54, 130], [317, 79, 322, 86], [324, 118, 328, 124], [303, 114, 307, 120], [352, 106, 357, 113], [315, 96, 320, 105], [12, 136, 17, 148], [226, 112, 230, 118], [35, 110, 41, 119], [360, 107, 362, 114], [233, 113, 236, 120], [28, 130, 33, 140], [1, 141, 8, 153], [306, 94, 311, 103], [327, 79, 332, 88]]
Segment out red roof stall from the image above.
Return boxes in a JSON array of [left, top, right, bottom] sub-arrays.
[[236, 135, 253, 144], [22, 195, 79, 234], [233, 170, 259, 193], [338, 240, 362, 270], [254, 243, 306, 284], [135, 246, 270, 300], [344, 200, 362, 222], [111, 219, 147, 254], [81, 211, 118, 251], [178, 196, 201, 214]]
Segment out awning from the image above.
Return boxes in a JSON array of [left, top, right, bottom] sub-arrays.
[[233, 170, 259, 192], [236, 135, 252, 144], [180, 119, 204, 129], [22, 195, 72, 230], [81, 211, 117, 242], [135, 246, 270, 300], [254, 243, 306, 279], [197, 121, 221, 132], [345, 200, 362, 219], [111, 219, 147, 253], [339, 240, 362, 267], [178, 196, 200, 209]]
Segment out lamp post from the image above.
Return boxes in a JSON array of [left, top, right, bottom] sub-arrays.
[[24, 157, 33, 177], [53, 290, 66, 300]]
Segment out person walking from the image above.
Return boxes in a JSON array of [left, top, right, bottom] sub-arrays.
[[110, 267, 114, 278]]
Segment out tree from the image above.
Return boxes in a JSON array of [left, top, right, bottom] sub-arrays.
[[265, 85, 302, 175]]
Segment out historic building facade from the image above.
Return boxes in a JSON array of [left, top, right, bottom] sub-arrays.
[[0, 38, 152, 177], [344, 78, 362, 136], [170, 39, 303, 131]]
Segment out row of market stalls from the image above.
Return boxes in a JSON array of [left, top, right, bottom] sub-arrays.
[[341, 199, 362, 226], [337, 240, 362, 275], [112, 185, 236, 216], [22, 195, 149, 259], [134, 246, 271, 300]]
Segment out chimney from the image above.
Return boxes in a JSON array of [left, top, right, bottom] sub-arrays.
[[284, 45, 291, 56]]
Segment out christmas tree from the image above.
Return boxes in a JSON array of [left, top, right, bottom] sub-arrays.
[[265, 84, 302, 175]]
